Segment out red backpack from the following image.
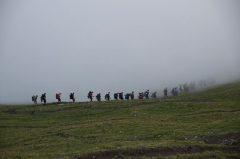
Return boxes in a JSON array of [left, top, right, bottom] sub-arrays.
[[56, 94, 59, 99]]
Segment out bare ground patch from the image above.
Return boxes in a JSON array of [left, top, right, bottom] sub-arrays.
[[73, 133, 240, 159], [202, 132, 240, 145], [73, 145, 240, 159]]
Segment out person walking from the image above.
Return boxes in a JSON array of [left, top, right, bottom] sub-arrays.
[[41, 93, 46, 105], [144, 90, 149, 99], [32, 95, 38, 105], [70, 93, 75, 102], [114, 93, 118, 100], [151, 92, 157, 98], [130, 91, 134, 99], [125, 93, 129, 100], [164, 87, 168, 97], [105, 92, 110, 101], [56, 93, 62, 103], [96, 93, 101, 101], [88, 91, 94, 102], [119, 92, 123, 100]]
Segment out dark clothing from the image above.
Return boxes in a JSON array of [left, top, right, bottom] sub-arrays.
[[119, 93, 123, 100], [138, 93, 144, 99], [145, 91, 149, 99], [71, 94, 75, 102], [130, 93, 134, 99], [41, 94, 46, 104], [105, 94, 110, 101], [96, 94, 101, 101], [88, 92, 93, 101], [164, 89, 168, 97]]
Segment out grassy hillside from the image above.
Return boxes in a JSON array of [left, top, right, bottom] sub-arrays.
[[0, 81, 240, 159]]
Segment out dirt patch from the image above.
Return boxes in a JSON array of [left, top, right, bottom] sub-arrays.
[[73, 133, 240, 159], [203, 132, 240, 145], [73, 145, 240, 159]]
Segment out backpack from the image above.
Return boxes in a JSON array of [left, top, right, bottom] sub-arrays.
[[119, 93, 123, 99], [32, 95, 35, 101], [87, 93, 90, 98], [105, 94, 108, 99], [70, 93, 73, 99], [56, 94, 59, 99], [40, 94, 44, 102], [144, 91, 148, 96], [114, 93, 116, 99]]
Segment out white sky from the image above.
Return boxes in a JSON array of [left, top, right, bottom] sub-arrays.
[[0, 0, 240, 103]]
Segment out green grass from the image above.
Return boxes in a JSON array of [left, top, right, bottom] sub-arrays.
[[0, 81, 240, 158]]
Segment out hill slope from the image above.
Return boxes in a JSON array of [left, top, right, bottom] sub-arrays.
[[0, 81, 240, 159]]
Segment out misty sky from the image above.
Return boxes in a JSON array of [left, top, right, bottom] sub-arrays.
[[0, 0, 240, 104]]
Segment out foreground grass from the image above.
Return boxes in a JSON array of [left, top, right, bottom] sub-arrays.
[[0, 81, 240, 158]]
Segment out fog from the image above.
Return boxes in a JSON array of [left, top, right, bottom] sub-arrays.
[[0, 0, 240, 104]]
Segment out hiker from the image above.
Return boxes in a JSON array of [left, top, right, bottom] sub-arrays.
[[175, 87, 178, 95], [130, 91, 134, 99], [32, 95, 38, 105], [179, 84, 184, 92], [144, 90, 149, 99], [119, 92, 124, 100], [114, 93, 118, 100], [88, 91, 94, 102], [163, 87, 168, 97], [151, 92, 157, 98], [171, 88, 175, 95], [105, 92, 110, 101], [96, 93, 101, 101], [125, 93, 129, 100], [41, 93, 46, 105], [69, 93, 75, 102], [138, 92, 144, 99], [56, 93, 62, 102]]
